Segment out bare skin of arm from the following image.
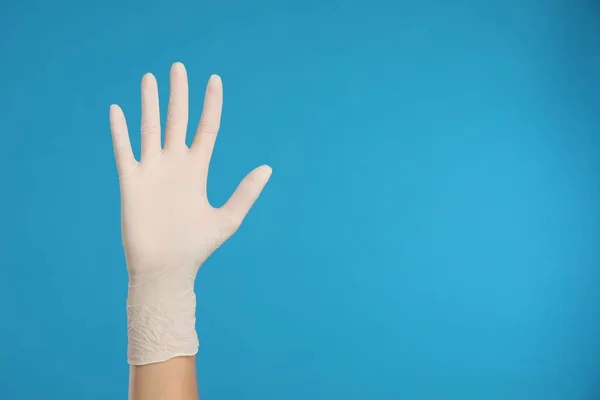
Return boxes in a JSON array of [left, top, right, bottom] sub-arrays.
[[129, 357, 198, 400]]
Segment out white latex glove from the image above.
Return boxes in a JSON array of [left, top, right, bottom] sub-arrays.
[[109, 62, 272, 365]]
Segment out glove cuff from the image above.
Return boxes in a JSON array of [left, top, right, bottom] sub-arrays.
[[126, 270, 199, 365]]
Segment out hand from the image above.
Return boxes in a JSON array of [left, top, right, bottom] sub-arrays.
[[109, 62, 272, 365]]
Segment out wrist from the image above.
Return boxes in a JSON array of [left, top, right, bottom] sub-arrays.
[[126, 268, 199, 365]]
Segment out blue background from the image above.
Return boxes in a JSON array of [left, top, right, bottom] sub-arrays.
[[1, 0, 599, 398]]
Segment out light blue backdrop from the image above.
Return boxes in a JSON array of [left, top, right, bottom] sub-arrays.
[[1, 0, 599, 398]]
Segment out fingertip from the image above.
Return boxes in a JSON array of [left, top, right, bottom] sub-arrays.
[[262, 164, 273, 178], [172, 61, 186, 73], [109, 104, 121, 115], [207, 75, 223, 92], [253, 164, 273, 186], [142, 72, 156, 84]]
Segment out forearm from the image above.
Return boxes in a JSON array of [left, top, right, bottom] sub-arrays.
[[129, 357, 199, 400]]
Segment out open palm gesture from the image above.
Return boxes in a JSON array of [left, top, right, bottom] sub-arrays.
[[109, 62, 271, 305]]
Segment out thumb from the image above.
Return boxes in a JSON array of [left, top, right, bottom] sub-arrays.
[[220, 164, 272, 227]]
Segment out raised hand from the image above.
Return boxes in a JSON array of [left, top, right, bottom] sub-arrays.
[[109, 62, 272, 365]]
